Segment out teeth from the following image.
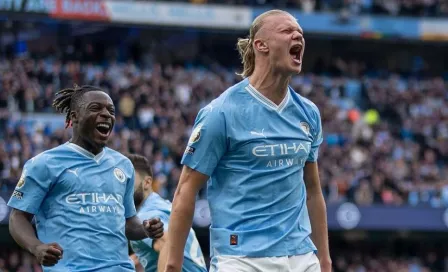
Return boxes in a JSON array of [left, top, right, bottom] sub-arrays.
[[96, 123, 110, 129]]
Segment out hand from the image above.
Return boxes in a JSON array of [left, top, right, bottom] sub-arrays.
[[32, 243, 63, 266], [143, 218, 164, 239]]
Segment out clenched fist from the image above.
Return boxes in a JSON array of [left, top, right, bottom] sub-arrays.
[[143, 218, 164, 239], [33, 243, 63, 266]]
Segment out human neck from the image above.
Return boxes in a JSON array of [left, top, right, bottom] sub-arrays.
[[70, 134, 103, 155], [248, 66, 290, 106]]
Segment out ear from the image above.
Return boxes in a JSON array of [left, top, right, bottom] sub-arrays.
[[143, 176, 153, 190], [253, 38, 269, 53], [70, 110, 79, 124]]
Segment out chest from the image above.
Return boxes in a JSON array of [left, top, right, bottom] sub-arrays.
[[54, 162, 128, 202], [226, 106, 314, 167]]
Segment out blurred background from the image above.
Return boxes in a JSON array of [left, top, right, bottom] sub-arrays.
[[0, 0, 447, 271]]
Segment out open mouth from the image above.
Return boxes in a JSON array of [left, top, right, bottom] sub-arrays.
[[95, 122, 112, 136], [289, 44, 303, 64]]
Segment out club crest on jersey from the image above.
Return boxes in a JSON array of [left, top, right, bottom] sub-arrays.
[[114, 168, 126, 183], [300, 122, 310, 135], [16, 170, 26, 189], [188, 124, 202, 144]]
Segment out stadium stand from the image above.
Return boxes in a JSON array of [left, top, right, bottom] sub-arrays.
[[185, 0, 448, 17], [1, 55, 446, 207]]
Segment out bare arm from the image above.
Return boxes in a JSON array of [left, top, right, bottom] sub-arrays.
[[163, 166, 208, 272], [156, 233, 168, 272], [9, 208, 43, 255], [304, 162, 332, 269]]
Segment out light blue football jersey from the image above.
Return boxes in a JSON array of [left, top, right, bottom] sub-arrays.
[[181, 78, 323, 259], [130, 193, 207, 272], [8, 142, 137, 272]]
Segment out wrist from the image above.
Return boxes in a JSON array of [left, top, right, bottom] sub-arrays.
[[28, 241, 44, 256], [318, 255, 332, 266]]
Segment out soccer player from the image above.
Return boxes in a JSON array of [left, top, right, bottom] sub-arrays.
[[8, 85, 164, 271], [126, 153, 207, 272], [163, 9, 331, 272]]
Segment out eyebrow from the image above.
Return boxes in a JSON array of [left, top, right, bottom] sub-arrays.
[[278, 24, 303, 34]]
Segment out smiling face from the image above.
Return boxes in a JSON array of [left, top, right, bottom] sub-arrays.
[[254, 13, 305, 75], [71, 91, 115, 152]]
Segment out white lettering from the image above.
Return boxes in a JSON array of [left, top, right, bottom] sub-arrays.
[[66, 195, 80, 204], [252, 146, 268, 157], [252, 142, 310, 157], [265, 158, 307, 168], [66, 192, 123, 214]]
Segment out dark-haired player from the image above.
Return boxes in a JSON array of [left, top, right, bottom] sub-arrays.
[[125, 153, 207, 272], [8, 85, 164, 271]]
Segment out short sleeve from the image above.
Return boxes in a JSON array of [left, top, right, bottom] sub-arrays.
[[124, 168, 137, 218], [181, 105, 227, 176], [7, 156, 51, 215], [307, 107, 323, 162], [131, 210, 169, 250]]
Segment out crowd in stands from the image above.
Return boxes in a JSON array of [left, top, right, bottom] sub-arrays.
[[188, 0, 448, 17], [0, 50, 446, 208]]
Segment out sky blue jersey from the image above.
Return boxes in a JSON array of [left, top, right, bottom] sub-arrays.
[[181, 78, 323, 258], [130, 193, 207, 272], [8, 142, 137, 272]]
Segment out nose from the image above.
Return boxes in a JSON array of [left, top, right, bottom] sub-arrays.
[[99, 107, 112, 119], [292, 31, 303, 42]]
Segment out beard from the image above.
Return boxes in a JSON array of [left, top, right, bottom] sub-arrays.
[[134, 183, 145, 207]]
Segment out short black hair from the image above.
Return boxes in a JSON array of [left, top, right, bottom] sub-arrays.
[[125, 153, 153, 178], [52, 84, 104, 128]]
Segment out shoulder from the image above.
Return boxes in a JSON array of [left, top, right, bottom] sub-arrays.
[[105, 148, 134, 174], [292, 90, 320, 117], [24, 144, 67, 169], [198, 79, 249, 119]]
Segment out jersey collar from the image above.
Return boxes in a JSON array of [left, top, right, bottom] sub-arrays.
[[245, 83, 290, 113], [66, 142, 106, 163]]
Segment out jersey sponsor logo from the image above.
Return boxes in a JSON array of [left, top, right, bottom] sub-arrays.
[[188, 124, 202, 144], [185, 146, 196, 155], [300, 122, 310, 135], [12, 190, 24, 200], [114, 168, 126, 183], [252, 142, 310, 157], [16, 170, 26, 189], [66, 193, 124, 214], [252, 142, 311, 168]]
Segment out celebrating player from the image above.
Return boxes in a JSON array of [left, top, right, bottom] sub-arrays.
[[8, 85, 164, 271], [163, 9, 331, 272], [126, 153, 207, 272]]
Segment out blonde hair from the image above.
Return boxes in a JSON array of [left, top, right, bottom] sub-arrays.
[[236, 9, 290, 78]]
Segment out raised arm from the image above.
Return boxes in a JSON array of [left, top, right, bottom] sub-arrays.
[[163, 166, 208, 272]]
